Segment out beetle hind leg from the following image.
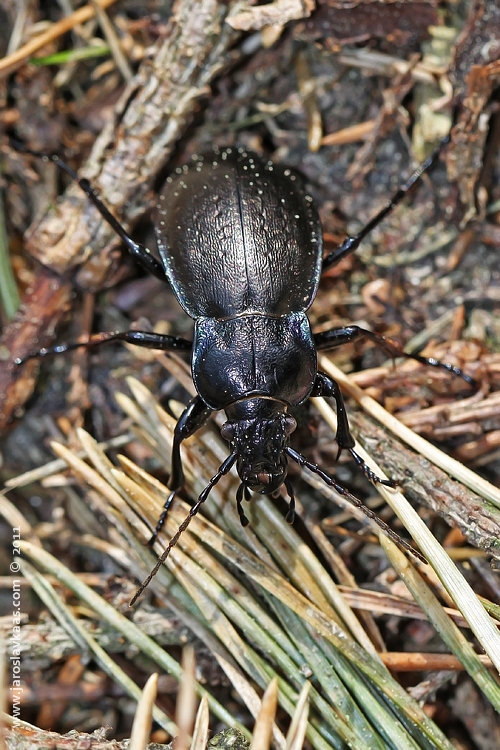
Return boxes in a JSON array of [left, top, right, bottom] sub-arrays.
[[321, 136, 450, 272], [10, 139, 170, 283]]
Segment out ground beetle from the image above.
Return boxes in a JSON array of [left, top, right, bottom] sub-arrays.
[[15, 139, 473, 598]]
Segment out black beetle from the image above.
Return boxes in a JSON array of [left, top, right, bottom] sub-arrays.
[[15, 140, 473, 597]]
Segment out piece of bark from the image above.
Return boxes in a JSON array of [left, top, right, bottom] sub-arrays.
[[350, 410, 500, 561], [448, 0, 500, 223], [227, 0, 314, 30], [299, 0, 437, 50], [4, 724, 165, 750], [0, 269, 72, 426]]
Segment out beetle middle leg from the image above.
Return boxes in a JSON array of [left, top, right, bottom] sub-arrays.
[[312, 371, 396, 487], [16, 330, 193, 364], [314, 325, 474, 386]]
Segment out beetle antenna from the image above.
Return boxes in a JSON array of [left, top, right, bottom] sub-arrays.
[[285, 447, 426, 564], [130, 452, 238, 606]]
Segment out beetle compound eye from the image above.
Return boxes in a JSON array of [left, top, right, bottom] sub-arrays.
[[284, 415, 297, 435], [220, 422, 235, 441]]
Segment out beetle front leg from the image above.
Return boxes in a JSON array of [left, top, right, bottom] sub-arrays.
[[312, 371, 396, 487], [314, 325, 474, 387], [169, 396, 213, 491], [149, 396, 213, 546]]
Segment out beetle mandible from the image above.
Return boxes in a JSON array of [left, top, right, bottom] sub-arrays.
[[15, 141, 473, 597]]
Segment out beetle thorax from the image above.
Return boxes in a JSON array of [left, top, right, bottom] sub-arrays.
[[221, 398, 296, 494]]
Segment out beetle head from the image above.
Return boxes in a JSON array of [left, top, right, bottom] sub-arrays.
[[221, 398, 296, 494]]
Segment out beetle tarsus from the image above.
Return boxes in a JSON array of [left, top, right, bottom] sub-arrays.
[[236, 484, 250, 526], [348, 449, 397, 487], [148, 489, 177, 546]]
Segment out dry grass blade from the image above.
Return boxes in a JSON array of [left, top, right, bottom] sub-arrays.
[[18, 542, 249, 737], [19, 558, 177, 736], [322, 120, 376, 146], [249, 676, 279, 750], [0, 0, 118, 78], [381, 652, 493, 671], [176, 647, 197, 750], [0, 494, 38, 544], [382, 537, 500, 709], [336, 585, 497, 630], [129, 673, 158, 750], [76, 428, 131, 500], [190, 694, 209, 750], [90, 0, 133, 81], [2, 433, 132, 491], [285, 681, 311, 750], [296, 51, 323, 152]]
